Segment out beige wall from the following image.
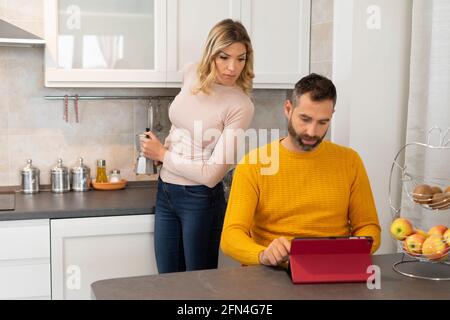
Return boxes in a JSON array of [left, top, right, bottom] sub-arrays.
[[310, 0, 334, 78], [0, 0, 332, 187]]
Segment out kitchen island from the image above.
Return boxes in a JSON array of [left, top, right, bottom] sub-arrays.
[[91, 254, 450, 300]]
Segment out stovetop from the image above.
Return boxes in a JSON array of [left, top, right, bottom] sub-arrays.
[[0, 193, 15, 211]]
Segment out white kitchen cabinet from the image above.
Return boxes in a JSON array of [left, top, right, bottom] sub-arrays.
[[241, 0, 311, 88], [0, 219, 51, 300], [44, 0, 167, 87], [167, 0, 310, 88], [165, 0, 241, 85], [44, 0, 310, 88], [50, 214, 157, 300]]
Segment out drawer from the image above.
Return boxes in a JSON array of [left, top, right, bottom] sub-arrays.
[[0, 260, 51, 299], [0, 219, 50, 260]]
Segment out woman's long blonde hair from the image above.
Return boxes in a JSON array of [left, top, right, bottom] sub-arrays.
[[193, 19, 254, 96]]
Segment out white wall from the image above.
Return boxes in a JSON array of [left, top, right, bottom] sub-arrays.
[[332, 0, 413, 254]]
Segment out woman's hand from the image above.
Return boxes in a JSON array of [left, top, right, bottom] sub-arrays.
[[140, 131, 167, 163]]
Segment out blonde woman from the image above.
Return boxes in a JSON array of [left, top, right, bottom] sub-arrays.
[[141, 19, 255, 273]]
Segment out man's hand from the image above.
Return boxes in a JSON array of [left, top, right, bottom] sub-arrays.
[[258, 237, 291, 267]]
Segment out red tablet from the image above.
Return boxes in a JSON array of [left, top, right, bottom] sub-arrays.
[[289, 237, 374, 284]]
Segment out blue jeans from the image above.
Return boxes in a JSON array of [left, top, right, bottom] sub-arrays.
[[154, 178, 226, 273]]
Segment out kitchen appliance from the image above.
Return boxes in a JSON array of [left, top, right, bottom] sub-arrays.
[[71, 157, 91, 191], [135, 131, 158, 175], [51, 158, 70, 193], [21, 159, 40, 194], [135, 100, 158, 175]]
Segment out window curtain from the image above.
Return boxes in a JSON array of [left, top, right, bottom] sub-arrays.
[[399, 0, 450, 233]]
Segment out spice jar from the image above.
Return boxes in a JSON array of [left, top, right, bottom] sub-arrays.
[[96, 160, 108, 183], [71, 157, 91, 191], [109, 169, 121, 183], [51, 158, 70, 193], [21, 159, 40, 194]]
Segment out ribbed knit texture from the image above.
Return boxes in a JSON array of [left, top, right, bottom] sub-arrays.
[[221, 139, 381, 265], [160, 63, 254, 188]]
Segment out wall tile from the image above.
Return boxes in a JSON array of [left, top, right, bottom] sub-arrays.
[[250, 89, 288, 144], [0, 101, 7, 135], [311, 0, 334, 25], [8, 133, 136, 185], [0, 53, 9, 135], [310, 22, 333, 62], [310, 61, 333, 79], [0, 135, 9, 173], [0, 174, 9, 186]]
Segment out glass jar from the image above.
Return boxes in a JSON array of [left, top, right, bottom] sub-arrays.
[[96, 160, 108, 183], [109, 169, 121, 183]]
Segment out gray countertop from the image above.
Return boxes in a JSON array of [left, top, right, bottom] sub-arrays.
[[91, 254, 450, 300], [0, 181, 157, 221]]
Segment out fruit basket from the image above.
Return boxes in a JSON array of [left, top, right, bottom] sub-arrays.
[[403, 175, 450, 211], [388, 127, 450, 280]]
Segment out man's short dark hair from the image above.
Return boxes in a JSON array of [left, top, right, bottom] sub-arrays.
[[291, 73, 337, 108]]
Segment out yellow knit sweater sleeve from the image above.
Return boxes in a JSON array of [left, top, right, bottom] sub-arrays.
[[220, 152, 266, 265], [347, 151, 381, 253]]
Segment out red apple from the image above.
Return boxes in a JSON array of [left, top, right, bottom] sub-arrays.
[[427, 225, 448, 237], [422, 235, 448, 260], [390, 218, 414, 240], [404, 233, 426, 255]]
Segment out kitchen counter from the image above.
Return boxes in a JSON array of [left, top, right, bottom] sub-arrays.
[[0, 181, 157, 221], [91, 254, 450, 300]]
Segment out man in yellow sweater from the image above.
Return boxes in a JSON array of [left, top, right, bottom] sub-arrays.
[[220, 73, 381, 267]]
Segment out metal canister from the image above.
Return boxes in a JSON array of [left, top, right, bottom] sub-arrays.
[[71, 157, 91, 192], [51, 158, 70, 193], [21, 159, 40, 194]]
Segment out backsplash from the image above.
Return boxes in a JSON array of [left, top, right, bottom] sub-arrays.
[[0, 47, 290, 186]]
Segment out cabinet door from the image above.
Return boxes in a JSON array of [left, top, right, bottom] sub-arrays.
[[241, 0, 311, 88], [0, 220, 51, 300], [166, 0, 241, 86], [50, 214, 156, 300], [44, 0, 167, 87]]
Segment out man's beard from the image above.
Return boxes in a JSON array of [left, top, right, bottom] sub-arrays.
[[287, 118, 327, 152]]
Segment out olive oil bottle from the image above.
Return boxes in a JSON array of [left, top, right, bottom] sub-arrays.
[[96, 160, 108, 183]]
